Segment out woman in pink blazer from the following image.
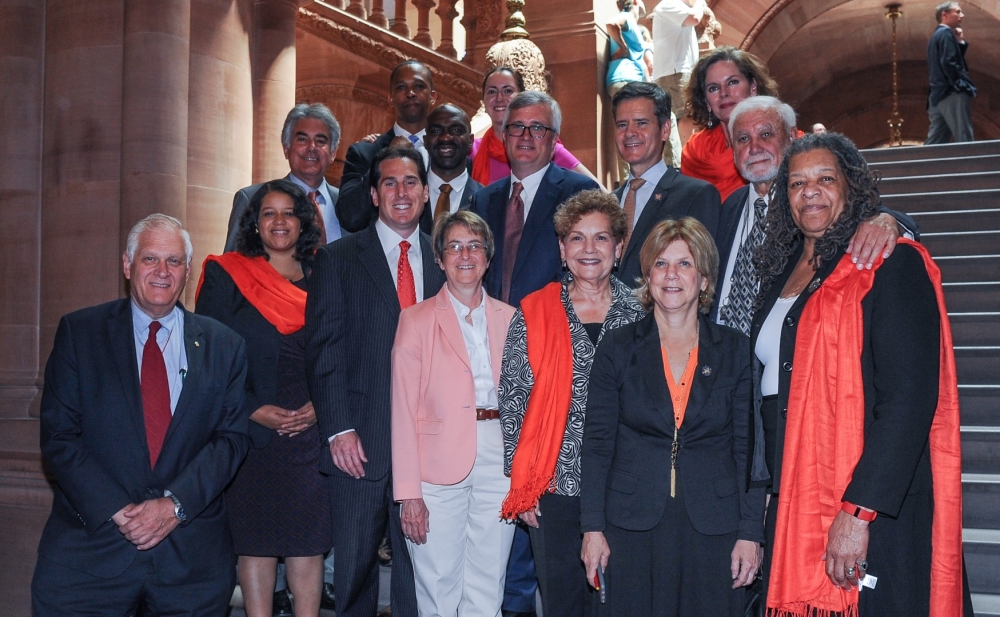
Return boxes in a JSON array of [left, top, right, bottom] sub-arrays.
[[392, 210, 516, 617]]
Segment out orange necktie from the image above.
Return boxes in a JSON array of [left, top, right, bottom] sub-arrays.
[[434, 183, 453, 219], [397, 240, 416, 309], [622, 177, 646, 249], [308, 190, 328, 243]]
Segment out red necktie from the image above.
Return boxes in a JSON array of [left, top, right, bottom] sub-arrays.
[[397, 240, 416, 310], [141, 321, 172, 468], [501, 182, 525, 304], [308, 190, 328, 243]]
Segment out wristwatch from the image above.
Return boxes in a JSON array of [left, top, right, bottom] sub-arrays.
[[165, 491, 187, 523]]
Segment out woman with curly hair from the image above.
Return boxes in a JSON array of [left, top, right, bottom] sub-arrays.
[[680, 46, 779, 201], [750, 133, 970, 616], [196, 179, 331, 617]]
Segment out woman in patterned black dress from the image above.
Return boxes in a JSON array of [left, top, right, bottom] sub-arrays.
[[196, 179, 332, 617], [498, 190, 645, 617]]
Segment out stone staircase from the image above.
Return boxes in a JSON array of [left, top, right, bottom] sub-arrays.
[[863, 140, 1000, 617]]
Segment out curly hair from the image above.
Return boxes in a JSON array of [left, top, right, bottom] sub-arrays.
[[753, 133, 882, 311], [553, 189, 628, 244], [235, 179, 323, 264], [634, 217, 718, 314], [684, 46, 778, 129]]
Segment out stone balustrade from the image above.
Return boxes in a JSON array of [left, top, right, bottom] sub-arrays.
[[322, 0, 464, 59]]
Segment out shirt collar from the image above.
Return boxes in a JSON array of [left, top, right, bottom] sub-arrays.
[[288, 173, 330, 201], [394, 123, 426, 144], [631, 159, 668, 186], [748, 182, 770, 207], [429, 169, 469, 194], [375, 218, 422, 257], [511, 163, 550, 193], [131, 300, 182, 339], [446, 284, 487, 320]]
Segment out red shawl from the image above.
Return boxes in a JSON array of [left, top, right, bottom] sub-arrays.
[[681, 124, 746, 202], [501, 282, 575, 519], [472, 129, 507, 186], [196, 253, 307, 335], [766, 241, 964, 616]]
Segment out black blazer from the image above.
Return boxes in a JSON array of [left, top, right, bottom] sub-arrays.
[[581, 314, 765, 543], [195, 260, 317, 449], [306, 224, 445, 480], [749, 243, 939, 514], [224, 174, 340, 252], [614, 168, 721, 288], [37, 299, 249, 580], [471, 165, 600, 307]]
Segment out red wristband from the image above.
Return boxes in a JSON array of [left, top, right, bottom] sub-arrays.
[[842, 501, 877, 521]]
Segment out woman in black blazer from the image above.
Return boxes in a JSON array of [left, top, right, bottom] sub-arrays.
[[196, 179, 332, 617], [750, 133, 968, 616], [581, 217, 764, 616]]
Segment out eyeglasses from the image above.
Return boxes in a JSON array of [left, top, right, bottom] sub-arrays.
[[505, 123, 556, 139], [443, 242, 486, 256]]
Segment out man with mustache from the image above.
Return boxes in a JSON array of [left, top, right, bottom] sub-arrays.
[[424, 104, 482, 219]]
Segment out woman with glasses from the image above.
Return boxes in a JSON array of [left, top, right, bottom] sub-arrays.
[[499, 190, 645, 617], [391, 210, 517, 617], [472, 66, 599, 186]]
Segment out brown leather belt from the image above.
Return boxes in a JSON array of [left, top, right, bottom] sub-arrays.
[[476, 408, 500, 421]]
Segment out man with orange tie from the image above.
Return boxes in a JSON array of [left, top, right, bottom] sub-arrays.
[[424, 104, 482, 221], [32, 214, 249, 616], [306, 146, 445, 617], [224, 103, 343, 252]]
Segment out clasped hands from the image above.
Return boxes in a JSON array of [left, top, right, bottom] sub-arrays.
[[253, 401, 316, 437], [112, 498, 179, 550]]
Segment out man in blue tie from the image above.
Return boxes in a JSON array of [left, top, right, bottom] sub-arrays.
[[224, 103, 344, 252]]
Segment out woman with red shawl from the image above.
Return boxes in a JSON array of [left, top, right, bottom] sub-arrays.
[[750, 133, 970, 616]]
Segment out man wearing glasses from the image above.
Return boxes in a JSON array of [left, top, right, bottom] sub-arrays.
[[471, 91, 600, 308]]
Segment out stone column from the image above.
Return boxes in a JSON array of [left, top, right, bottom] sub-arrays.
[[252, 0, 298, 184]]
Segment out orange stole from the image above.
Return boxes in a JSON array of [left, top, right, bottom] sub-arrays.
[[680, 124, 746, 202], [472, 129, 508, 186], [501, 283, 575, 519], [766, 241, 964, 617], [196, 253, 307, 335]]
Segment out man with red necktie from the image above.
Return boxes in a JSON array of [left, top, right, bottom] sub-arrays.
[[32, 214, 250, 616], [307, 146, 445, 617]]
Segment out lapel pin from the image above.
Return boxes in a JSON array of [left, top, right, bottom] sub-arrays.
[[654, 193, 662, 200], [701, 365, 712, 376], [194, 341, 200, 347], [807, 277, 822, 293]]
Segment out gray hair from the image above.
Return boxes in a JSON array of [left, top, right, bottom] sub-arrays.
[[728, 95, 797, 137], [936, 2, 960, 22], [281, 103, 342, 151], [504, 91, 563, 134], [125, 213, 193, 266]]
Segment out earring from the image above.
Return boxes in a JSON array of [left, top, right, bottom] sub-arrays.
[[614, 257, 620, 269], [254, 225, 259, 235], [561, 260, 567, 270]]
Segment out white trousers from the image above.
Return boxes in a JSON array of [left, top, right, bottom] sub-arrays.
[[406, 420, 516, 617]]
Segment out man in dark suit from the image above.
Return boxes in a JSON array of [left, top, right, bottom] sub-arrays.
[[713, 96, 917, 333], [925, 2, 976, 144], [610, 81, 720, 288], [425, 103, 482, 221], [337, 60, 438, 233], [224, 103, 344, 252], [32, 214, 249, 616], [471, 90, 600, 308], [307, 147, 445, 617]]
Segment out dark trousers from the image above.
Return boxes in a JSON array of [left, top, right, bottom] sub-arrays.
[[527, 493, 599, 617], [503, 524, 538, 612], [328, 473, 417, 617], [32, 550, 234, 617]]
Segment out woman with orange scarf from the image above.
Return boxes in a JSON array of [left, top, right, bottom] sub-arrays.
[[472, 67, 599, 187], [195, 179, 332, 617], [499, 191, 644, 617], [751, 133, 970, 616]]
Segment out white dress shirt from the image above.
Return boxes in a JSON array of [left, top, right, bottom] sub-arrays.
[[619, 159, 668, 229], [131, 302, 187, 414], [510, 163, 551, 221], [428, 169, 469, 215], [376, 218, 425, 304], [716, 184, 768, 324], [288, 173, 342, 243], [447, 287, 498, 409], [395, 123, 430, 169]]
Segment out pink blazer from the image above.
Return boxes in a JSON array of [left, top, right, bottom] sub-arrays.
[[391, 286, 515, 501]]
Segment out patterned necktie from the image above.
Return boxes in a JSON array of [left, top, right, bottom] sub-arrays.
[[141, 321, 172, 468], [434, 183, 453, 220], [721, 197, 768, 336], [622, 177, 647, 250], [308, 190, 328, 243], [501, 182, 525, 304], [397, 240, 417, 310]]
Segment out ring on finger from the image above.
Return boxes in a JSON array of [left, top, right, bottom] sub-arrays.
[[858, 559, 868, 571], [845, 566, 857, 577]]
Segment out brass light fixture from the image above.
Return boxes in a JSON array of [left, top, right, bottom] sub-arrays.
[[886, 3, 904, 146]]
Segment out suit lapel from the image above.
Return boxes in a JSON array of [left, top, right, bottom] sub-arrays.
[[420, 232, 443, 298], [358, 225, 402, 311], [635, 317, 675, 434], [163, 309, 204, 446], [484, 296, 507, 390], [623, 169, 677, 267], [459, 179, 483, 211], [107, 300, 147, 449], [514, 166, 562, 281], [434, 288, 470, 369], [489, 180, 512, 277], [685, 318, 721, 427]]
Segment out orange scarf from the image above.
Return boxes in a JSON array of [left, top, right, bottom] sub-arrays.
[[196, 253, 307, 335], [680, 124, 746, 202], [766, 241, 964, 616], [501, 282, 575, 519], [472, 129, 507, 186]]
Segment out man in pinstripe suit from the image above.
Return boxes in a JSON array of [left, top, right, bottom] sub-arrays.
[[306, 146, 445, 617]]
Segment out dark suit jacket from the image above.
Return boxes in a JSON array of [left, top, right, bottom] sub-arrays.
[[224, 174, 340, 252], [306, 224, 446, 480], [337, 130, 396, 233], [37, 299, 249, 580], [581, 314, 764, 542], [471, 165, 600, 307], [614, 168, 721, 288], [425, 176, 483, 219], [928, 24, 976, 107]]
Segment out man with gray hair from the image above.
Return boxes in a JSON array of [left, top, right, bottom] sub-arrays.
[[33, 213, 249, 616], [224, 103, 343, 252], [714, 96, 916, 334]]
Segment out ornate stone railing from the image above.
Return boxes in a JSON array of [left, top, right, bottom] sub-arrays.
[[318, 0, 466, 60]]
